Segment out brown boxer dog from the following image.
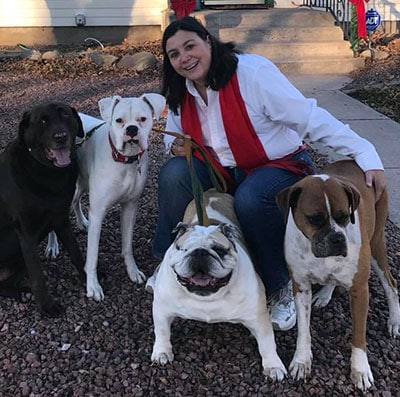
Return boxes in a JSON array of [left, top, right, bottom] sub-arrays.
[[276, 159, 400, 391]]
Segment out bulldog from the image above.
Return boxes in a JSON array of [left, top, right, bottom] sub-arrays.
[[149, 189, 287, 381], [276, 159, 400, 391]]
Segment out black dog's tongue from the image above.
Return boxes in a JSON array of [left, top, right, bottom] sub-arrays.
[[47, 148, 71, 167]]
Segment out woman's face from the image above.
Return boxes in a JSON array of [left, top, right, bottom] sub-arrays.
[[165, 30, 212, 86]]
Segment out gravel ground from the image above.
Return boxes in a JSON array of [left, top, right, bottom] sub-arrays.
[[0, 38, 399, 397]]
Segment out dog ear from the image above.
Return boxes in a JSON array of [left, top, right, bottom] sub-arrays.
[[276, 186, 303, 223], [218, 223, 241, 241], [18, 110, 31, 144], [98, 96, 122, 123], [69, 106, 85, 138], [172, 222, 189, 239], [141, 93, 166, 120], [341, 182, 360, 224]]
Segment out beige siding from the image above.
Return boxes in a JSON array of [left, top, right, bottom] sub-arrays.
[[369, 0, 400, 21], [0, 0, 168, 27]]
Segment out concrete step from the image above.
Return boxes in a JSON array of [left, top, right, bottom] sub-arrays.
[[199, 8, 339, 29], [195, 7, 364, 75], [273, 57, 364, 74], [219, 26, 344, 43], [236, 41, 353, 59]]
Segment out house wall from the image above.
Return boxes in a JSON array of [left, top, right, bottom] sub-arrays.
[[0, 0, 167, 27], [0, 0, 168, 45], [0, 0, 398, 46]]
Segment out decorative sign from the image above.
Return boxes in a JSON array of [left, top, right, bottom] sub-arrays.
[[366, 9, 382, 32]]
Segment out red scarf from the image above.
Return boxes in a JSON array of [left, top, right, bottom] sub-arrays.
[[349, 0, 369, 39], [181, 72, 311, 189]]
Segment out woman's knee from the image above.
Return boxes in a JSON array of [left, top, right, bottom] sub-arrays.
[[158, 157, 190, 189]]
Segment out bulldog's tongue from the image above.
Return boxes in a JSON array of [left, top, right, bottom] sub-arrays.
[[49, 148, 71, 167], [190, 273, 212, 286]]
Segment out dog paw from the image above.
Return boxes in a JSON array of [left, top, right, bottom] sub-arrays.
[[44, 232, 60, 259], [351, 369, 374, 391], [312, 284, 335, 308], [151, 351, 174, 365], [388, 317, 400, 338], [127, 268, 146, 284], [86, 283, 105, 301], [289, 360, 311, 380], [39, 299, 65, 317], [351, 346, 374, 391], [44, 245, 59, 259], [264, 365, 287, 381]]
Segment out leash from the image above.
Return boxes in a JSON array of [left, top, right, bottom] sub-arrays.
[[77, 122, 106, 147], [153, 127, 227, 226]]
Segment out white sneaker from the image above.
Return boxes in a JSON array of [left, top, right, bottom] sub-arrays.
[[268, 281, 296, 331]]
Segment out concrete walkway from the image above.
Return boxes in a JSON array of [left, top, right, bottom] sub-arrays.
[[286, 74, 400, 228]]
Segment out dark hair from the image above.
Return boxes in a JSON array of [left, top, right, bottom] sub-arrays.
[[161, 16, 239, 114]]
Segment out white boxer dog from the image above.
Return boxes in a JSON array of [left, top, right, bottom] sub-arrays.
[[149, 189, 287, 381], [276, 159, 400, 391], [47, 94, 166, 301]]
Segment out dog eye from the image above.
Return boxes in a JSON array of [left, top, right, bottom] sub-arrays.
[[306, 213, 326, 227], [334, 212, 349, 226], [41, 117, 48, 124], [115, 118, 123, 123], [213, 245, 227, 258], [139, 117, 147, 123]]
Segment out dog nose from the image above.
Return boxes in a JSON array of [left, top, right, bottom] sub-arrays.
[[53, 131, 68, 143], [126, 125, 138, 137], [191, 248, 209, 257], [328, 231, 346, 246], [189, 248, 211, 272], [314, 230, 347, 258]]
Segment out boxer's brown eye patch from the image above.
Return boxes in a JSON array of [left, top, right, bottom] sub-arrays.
[[306, 213, 326, 227], [334, 211, 349, 226]]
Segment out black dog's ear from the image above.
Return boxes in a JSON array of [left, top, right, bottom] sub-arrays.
[[70, 106, 85, 138], [18, 110, 31, 143], [276, 186, 302, 223]]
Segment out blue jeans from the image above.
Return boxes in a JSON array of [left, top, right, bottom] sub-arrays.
[[152, 150, 315, 296]]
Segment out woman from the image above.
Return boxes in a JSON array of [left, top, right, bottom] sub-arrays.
[[150, 16, 386, 331]]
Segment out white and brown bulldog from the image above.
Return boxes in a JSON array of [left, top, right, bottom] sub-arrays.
[[149, 189, 287, 381], [276, 159, 400, 391]]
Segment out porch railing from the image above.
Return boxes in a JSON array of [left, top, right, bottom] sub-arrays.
[[302, 0, 352, 40]]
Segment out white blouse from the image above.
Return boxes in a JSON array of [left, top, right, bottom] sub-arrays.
[[164, 53, 383, 172]]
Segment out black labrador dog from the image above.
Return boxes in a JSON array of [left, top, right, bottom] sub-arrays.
[[0, 101, 85, 317]]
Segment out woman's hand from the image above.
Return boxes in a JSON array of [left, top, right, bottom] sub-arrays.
[[365, 169, 386, 202]]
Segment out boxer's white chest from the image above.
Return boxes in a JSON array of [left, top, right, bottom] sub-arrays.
[[284, 211, 362, 290]]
